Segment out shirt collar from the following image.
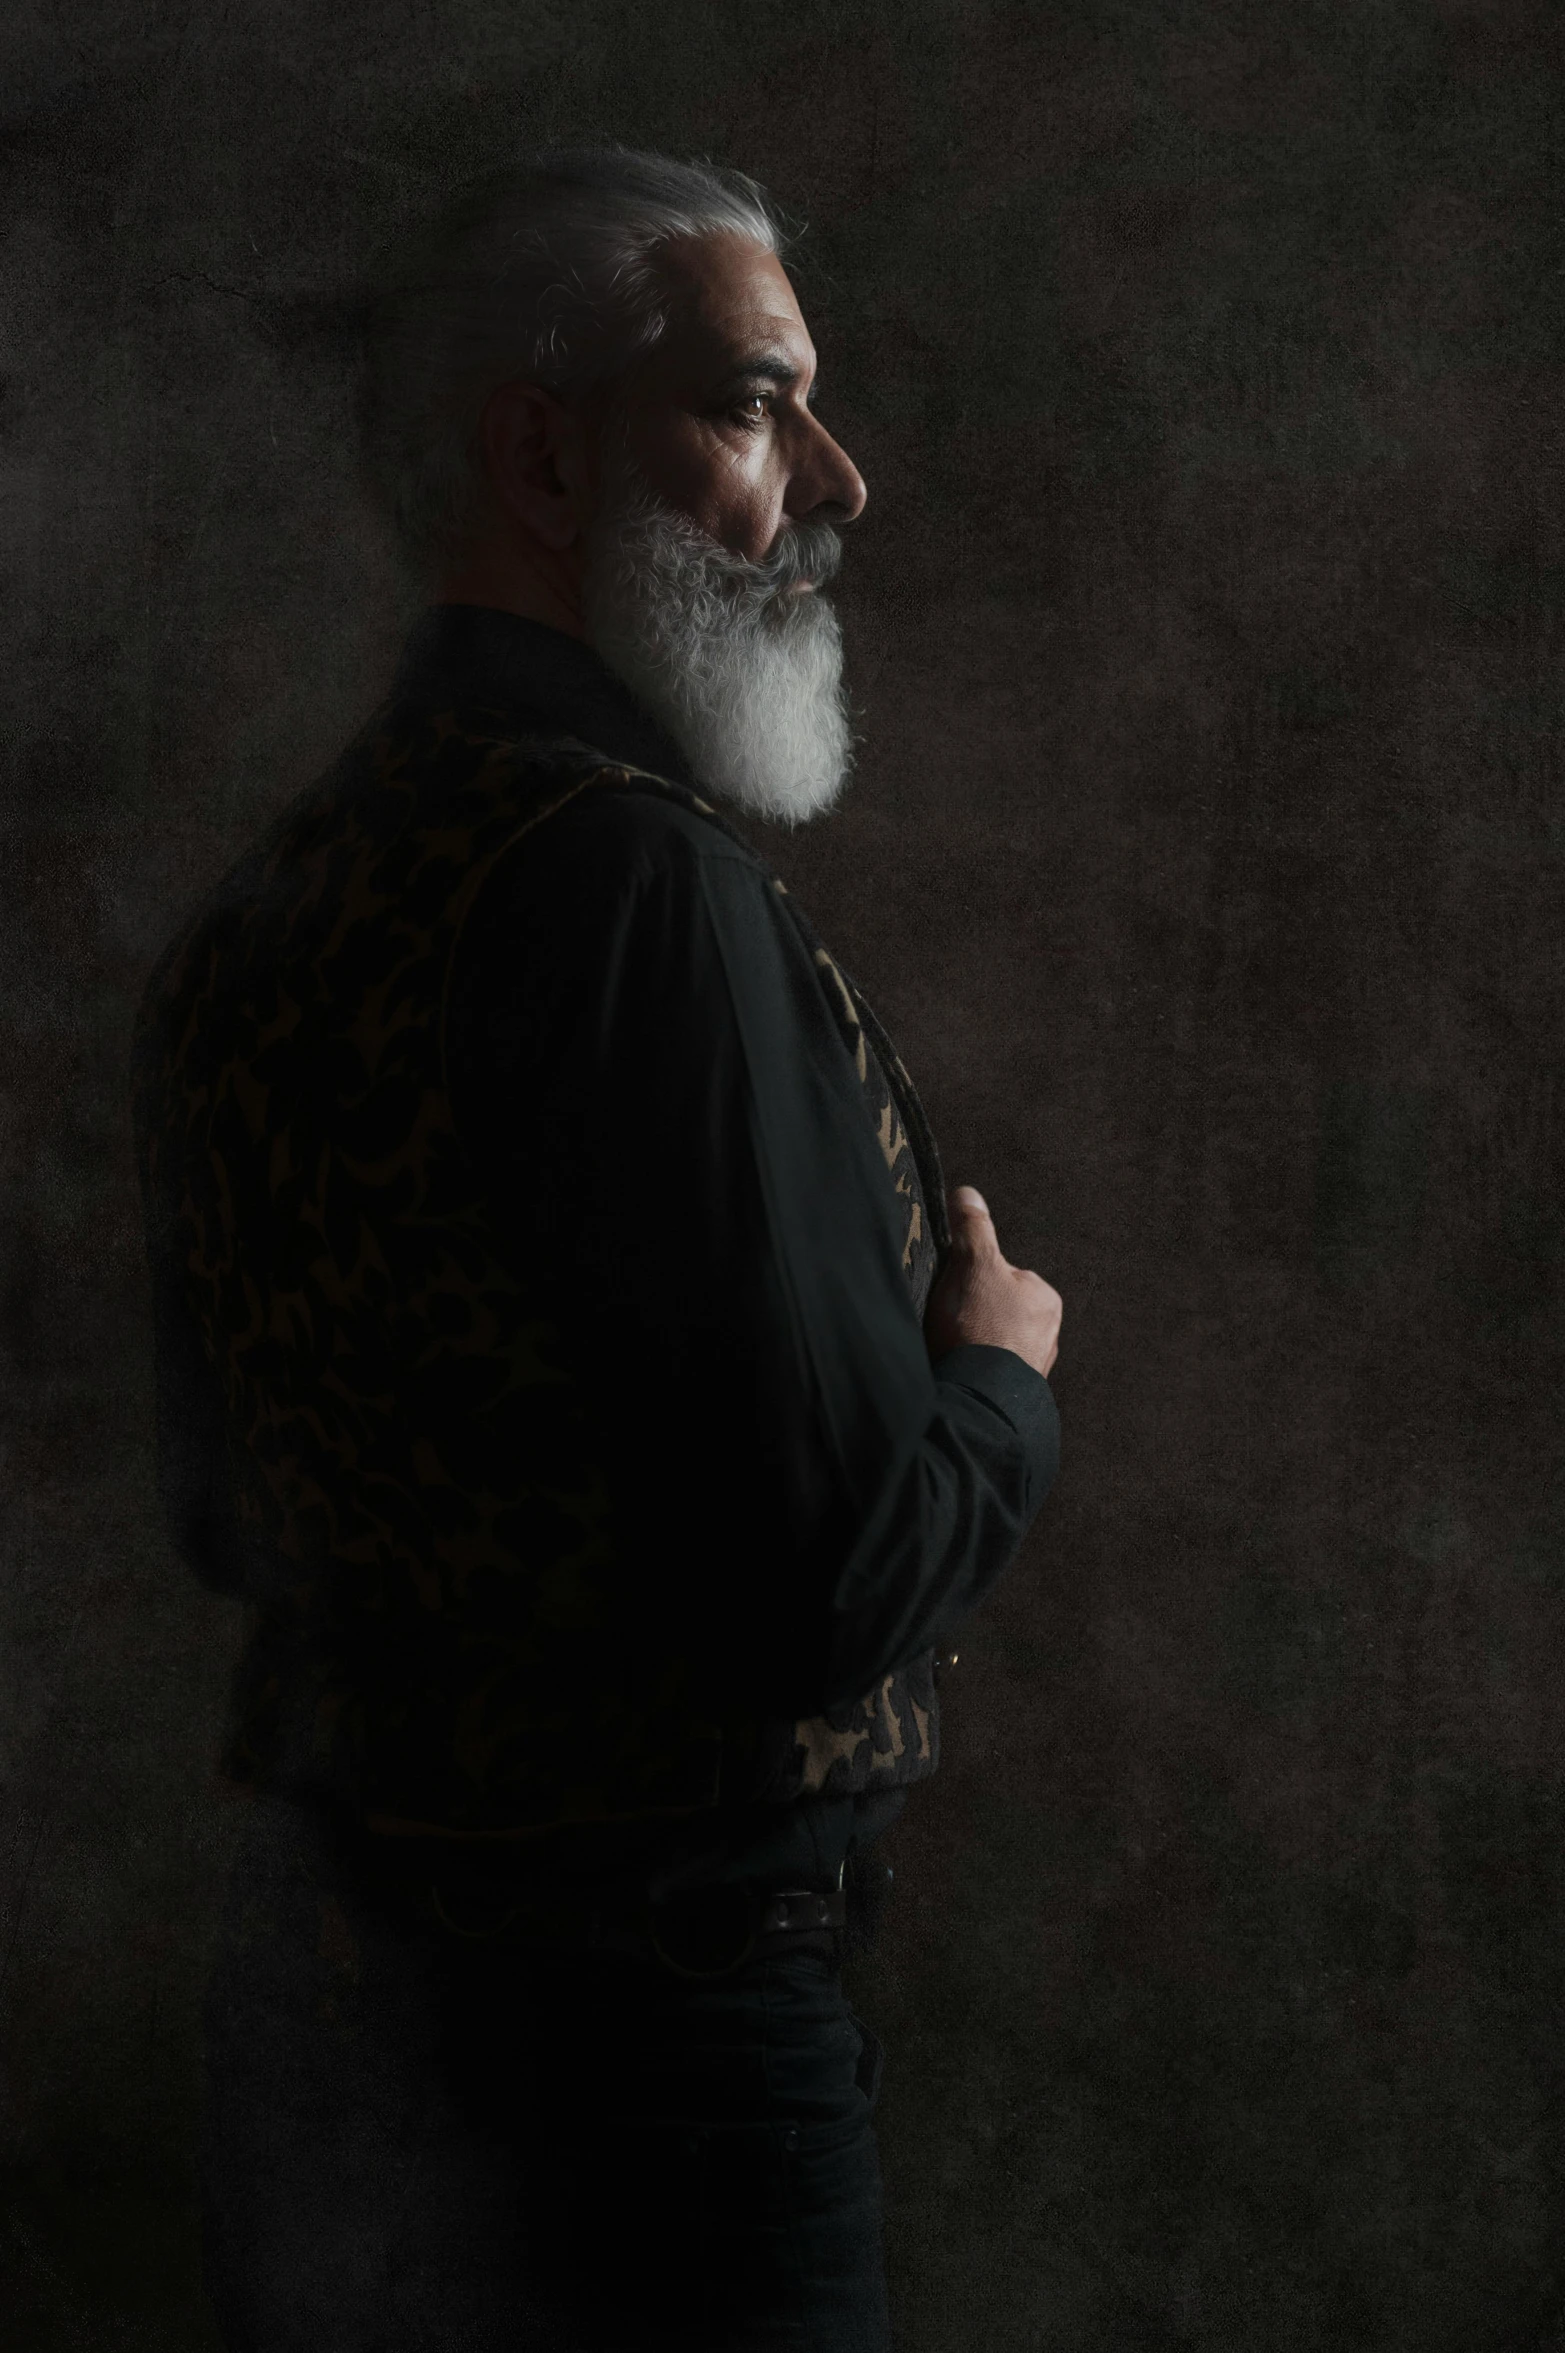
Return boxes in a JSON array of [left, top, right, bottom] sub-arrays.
[[391, 604, 694, 784]]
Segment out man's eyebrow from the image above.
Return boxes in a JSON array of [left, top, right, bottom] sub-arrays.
[[714, 351, 820, 404]]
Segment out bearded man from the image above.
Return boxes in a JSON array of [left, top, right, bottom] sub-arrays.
[[134, 149, 1063, 2353]]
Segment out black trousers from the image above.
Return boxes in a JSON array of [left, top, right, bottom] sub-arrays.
[[200, 1799, 895, 2351]]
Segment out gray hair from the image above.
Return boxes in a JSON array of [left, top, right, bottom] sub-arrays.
[[353, 147, 790, 573]]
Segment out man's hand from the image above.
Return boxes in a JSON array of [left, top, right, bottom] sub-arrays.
[[923, 1186, 1062, 1380]]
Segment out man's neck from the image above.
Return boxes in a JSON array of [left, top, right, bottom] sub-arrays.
[[435, 544, 589, 643]]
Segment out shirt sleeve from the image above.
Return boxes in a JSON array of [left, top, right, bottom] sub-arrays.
[[443, 785, 1059, 1716]]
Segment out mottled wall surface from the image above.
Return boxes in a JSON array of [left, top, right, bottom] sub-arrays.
[[3, 3, 1563, 2346]]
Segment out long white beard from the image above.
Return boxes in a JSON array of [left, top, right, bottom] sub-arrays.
[[581, 480, 854, 828]]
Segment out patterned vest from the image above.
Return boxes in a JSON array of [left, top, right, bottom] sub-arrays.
[[134, 704, 953, 1840]]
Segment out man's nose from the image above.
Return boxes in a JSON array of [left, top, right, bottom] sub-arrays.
[[788, 422, 868, 526]]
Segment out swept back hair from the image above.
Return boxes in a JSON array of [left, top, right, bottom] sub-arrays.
[[349, 146, 791, 573]]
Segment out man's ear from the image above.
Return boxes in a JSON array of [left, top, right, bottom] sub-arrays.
[[478, 380, 593, 552]]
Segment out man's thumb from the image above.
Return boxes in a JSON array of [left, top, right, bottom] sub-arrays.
[[948, 1186, 996, 1246]]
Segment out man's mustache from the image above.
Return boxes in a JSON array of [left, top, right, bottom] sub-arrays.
[[598, 481, 844, 600], [745, 517, 845, 597]]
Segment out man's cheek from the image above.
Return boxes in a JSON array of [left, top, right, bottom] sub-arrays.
[[720, 475, 784, 564]]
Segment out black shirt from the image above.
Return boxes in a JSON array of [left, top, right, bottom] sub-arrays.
[[425, 607, 1059, 1894]]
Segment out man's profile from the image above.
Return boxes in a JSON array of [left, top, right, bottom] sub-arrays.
[[133, 147, 1063, 2352]]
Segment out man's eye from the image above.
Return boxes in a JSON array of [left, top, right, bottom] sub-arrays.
[[730, 394, 770, 425]]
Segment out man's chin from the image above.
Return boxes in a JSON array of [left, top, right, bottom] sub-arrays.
[[760, 582, 839, 649]]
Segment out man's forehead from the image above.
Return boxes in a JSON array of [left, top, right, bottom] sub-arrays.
[[647, 233, 815, 379]]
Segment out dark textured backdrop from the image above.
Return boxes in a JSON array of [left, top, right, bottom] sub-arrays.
[[4, 3, 1563, 2346]]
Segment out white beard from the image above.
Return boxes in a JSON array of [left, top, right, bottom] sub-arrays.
[[581, 474, 854, 829]]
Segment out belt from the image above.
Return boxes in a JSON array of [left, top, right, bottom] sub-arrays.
[[425, 1863, 852, 1981]]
